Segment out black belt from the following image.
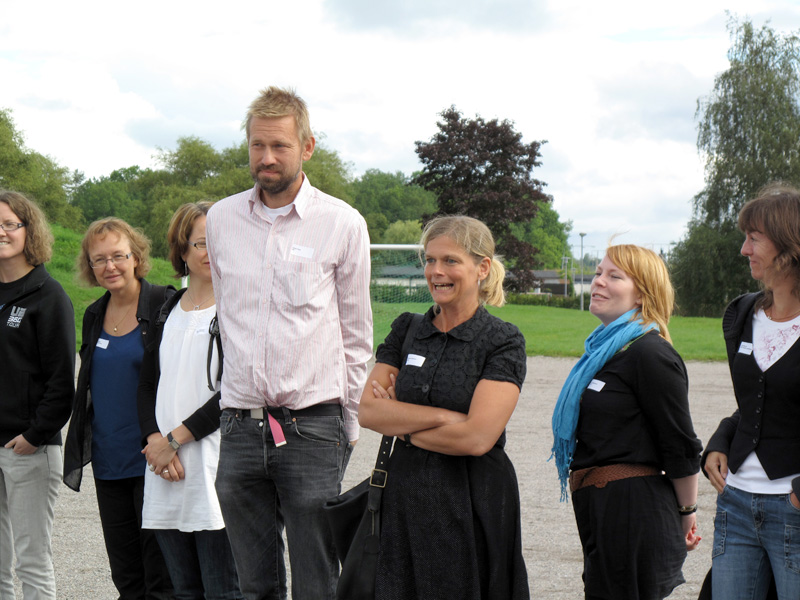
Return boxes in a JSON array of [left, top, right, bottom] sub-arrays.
[[229, 404, 342, 420]]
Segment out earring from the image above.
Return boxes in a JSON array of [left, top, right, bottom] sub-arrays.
[[184, 261, 189, 277]]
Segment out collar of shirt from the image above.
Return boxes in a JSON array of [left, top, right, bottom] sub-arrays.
[[247, 173, 313, 220]]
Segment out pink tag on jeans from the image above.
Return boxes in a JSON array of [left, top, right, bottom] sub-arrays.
[[267, 413, 287, 447]]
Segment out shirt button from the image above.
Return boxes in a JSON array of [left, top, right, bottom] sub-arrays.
[[754, 423, 759, 429], [757, 392, 763, 399], [756, 407, 761, 414], [753, 438, 758, 444], [422, 384, 430, 393]]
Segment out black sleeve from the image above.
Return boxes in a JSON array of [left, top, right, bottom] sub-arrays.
[[182, 392, 222, 441], [24, 281, 76, 446], [481, 321, 527, 390], [633, 336, 702, 479], [137, 339, 160, 447], [375, 312, 414, 368]]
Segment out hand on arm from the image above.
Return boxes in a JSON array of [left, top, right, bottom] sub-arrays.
[[407, 379, 520, 456], [358, 365, 468, 436]]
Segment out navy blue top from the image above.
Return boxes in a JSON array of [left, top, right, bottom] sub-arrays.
[[90, 325, 146, 480]]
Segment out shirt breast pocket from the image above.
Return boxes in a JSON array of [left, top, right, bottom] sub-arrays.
[[273, 260, 324, 308]]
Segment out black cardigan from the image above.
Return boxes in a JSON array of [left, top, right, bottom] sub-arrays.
[[136, 288, 222, 447], [703, 292, 800, 497], [63, 279, 175, 492]]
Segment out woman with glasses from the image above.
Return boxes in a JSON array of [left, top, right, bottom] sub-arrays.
[[64, 217, 174, 599], [137, 202, 241, 600], [0, 191, 74, 599]]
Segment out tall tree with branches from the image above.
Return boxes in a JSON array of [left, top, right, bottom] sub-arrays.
[[413, 106, 549, 291]]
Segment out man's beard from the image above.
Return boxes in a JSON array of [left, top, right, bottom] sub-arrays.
[[252, 165, 302, 195]]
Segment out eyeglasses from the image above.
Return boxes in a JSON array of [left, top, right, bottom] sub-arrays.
[[89, 253, 132, 269], [0, 222, 25, 232], [189, 240, 207, 250]]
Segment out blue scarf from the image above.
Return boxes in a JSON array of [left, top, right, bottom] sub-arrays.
[[550, 308, 657, 500]]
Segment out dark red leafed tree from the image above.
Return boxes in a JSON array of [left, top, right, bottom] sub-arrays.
[[413, 106, 550, 291]]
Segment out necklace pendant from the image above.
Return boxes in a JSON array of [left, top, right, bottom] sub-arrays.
[[193, 304, 200, 310], [113, 326, 118, 332]]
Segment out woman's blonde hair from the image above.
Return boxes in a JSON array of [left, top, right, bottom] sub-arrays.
[[77, 218, 152, 286], [420, 215, 506, 307], [605, 244, 675, 343], [0, 190, 54, 266], [167, 201, 213, 277]]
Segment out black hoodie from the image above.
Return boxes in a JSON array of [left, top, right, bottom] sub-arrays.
[[0, 264, 75, 446]]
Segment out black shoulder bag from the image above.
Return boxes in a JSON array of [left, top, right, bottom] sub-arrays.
[[323, 313, 424, 600]]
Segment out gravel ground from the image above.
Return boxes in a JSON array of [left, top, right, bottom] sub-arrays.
[[16, 356, 734, 599]]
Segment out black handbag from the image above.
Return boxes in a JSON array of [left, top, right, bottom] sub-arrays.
[[324, 435, 394, 600], [324, 312, 424, 600]]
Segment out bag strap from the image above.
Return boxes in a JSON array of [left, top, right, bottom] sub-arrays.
[[367, 312, 426, 510], [207, 315, 223, 392]]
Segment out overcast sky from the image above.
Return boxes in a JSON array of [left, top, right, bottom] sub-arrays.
[[3, 0, 800, 258]]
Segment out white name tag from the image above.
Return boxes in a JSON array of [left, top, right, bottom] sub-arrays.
[[96, 338, 109, 349], [290, 244, 314, 259], [587, 379, 605, 392], [738, 341, 754, 355], [405, 354, 425, 367]]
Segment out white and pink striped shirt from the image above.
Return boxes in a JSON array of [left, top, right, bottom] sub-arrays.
[[206, 176, 373, 440]]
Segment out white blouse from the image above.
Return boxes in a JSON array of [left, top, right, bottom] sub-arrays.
[[142, 303, 225, 531]]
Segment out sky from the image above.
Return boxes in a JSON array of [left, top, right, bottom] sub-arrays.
[[3, 0, 800, 259]]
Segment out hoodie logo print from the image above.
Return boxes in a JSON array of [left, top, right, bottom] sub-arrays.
[[7, 306, 26, 328]]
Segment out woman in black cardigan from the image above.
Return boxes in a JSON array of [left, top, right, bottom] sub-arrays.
[[63, 217, 174, 600], [703, 184, 800, 600]]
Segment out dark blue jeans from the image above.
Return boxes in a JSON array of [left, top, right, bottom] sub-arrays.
[[215, 409, 352, 600], [712, 484, 800, 599], [154, 528, 242, 600]]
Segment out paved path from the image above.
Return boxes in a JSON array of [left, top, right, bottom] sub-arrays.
[[21, 357, 733, 598]]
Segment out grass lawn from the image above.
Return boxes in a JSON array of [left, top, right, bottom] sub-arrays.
[[50, 225, 726, 360], [373, 303, 726, 361]]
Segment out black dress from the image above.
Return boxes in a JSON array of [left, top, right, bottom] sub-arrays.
[[373, 307, 529, 600], [571, 331, 702, 600]]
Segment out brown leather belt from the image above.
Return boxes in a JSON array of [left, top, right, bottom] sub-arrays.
[[569, 463, 662, 493]]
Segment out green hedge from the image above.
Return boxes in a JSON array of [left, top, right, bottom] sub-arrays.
[[506, 292, 589, 310]]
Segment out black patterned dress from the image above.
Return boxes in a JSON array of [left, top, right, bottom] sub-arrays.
[[373, 307, 529, 600]]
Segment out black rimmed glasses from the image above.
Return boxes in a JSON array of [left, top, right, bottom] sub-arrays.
[[89, 253, 133, 269], [0, 222, 25, 232]]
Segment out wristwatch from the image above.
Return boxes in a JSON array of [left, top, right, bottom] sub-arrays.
[[167, 432, 182, 451]]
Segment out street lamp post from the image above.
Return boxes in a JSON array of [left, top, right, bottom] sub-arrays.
[[562, 255, 569, 296], [579, 233, 586, 311]]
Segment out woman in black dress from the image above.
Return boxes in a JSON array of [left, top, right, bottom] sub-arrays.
[[359, 215, 529, 600], [552, 244, 702, 600]]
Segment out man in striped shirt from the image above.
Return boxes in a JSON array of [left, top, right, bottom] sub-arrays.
[[206, 86, 373, 600]]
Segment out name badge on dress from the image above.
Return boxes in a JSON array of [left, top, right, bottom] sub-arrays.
[[96, 338, 109, 349], [587, 379, 605, 392], [738, 341, 754, 355], [290, 244, 314, 259], [405, 354, 425, 367]]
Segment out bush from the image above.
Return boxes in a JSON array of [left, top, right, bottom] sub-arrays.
[[506, 292, 589, 310]]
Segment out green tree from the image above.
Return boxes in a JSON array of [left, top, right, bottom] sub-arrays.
[[304, 142, 354, 204], [510, 199, 572, 269], [413, 106, 549, 291], [672, 17, 800, 315], [382, 219, 422, 244], [0, 109, 82, 229], [351, 169, 437, 224]]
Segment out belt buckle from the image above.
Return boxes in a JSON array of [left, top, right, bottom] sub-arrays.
[[250, 407, 264, 419], [370, 469, 388, 488]]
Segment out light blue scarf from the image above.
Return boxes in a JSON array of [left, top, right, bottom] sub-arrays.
[[550, 308, 657, 500]]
